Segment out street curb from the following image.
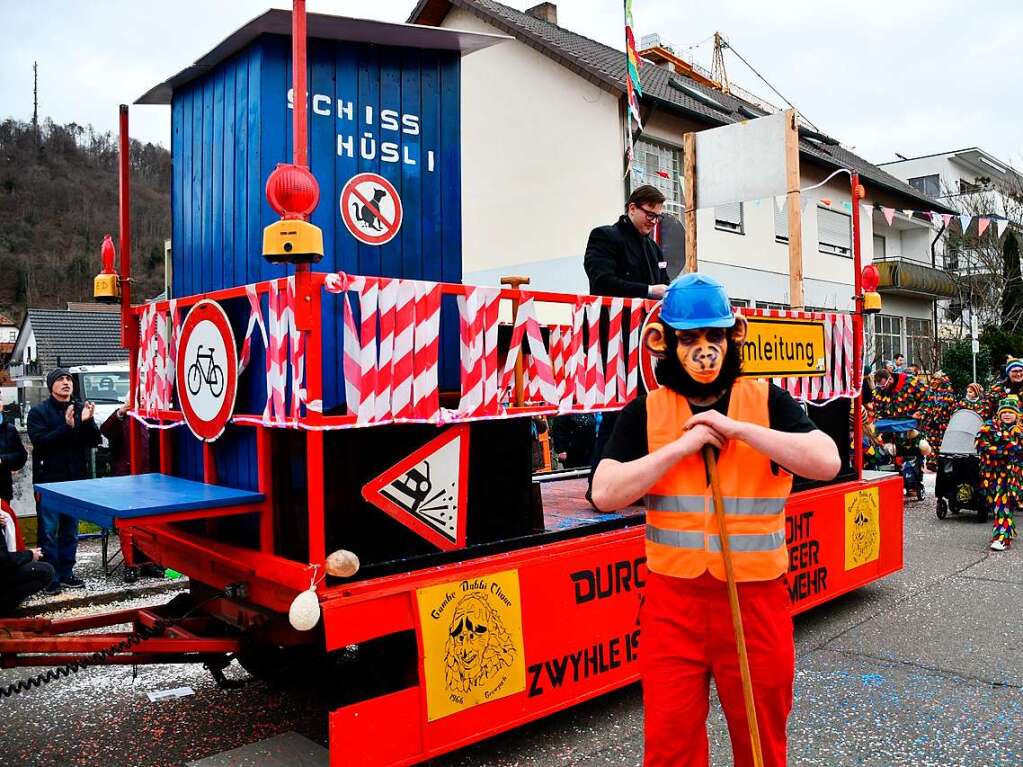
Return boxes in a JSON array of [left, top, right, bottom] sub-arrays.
[[18, 579, 189, 617]]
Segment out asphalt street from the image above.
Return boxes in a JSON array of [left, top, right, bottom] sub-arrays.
[[2, 473, 1021, 767]]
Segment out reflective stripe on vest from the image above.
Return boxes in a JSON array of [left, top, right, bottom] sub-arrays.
[[644, 379, 793, 582], [708, 529, 786, 553], [646, 494, 786, 516], [646, 526, 786, 553], [646, 526, 704, 549]]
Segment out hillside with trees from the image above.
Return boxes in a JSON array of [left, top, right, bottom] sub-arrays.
[[0, 118, 170, 322]]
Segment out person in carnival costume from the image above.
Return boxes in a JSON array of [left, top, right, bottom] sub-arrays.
[[959, 382, 990, 420], [975, 395, 1023, 551], [592, 273, 840, 767], [872, 367, 927, 420], [987, 356, 1023, 414], [921, 371, 957, 470]]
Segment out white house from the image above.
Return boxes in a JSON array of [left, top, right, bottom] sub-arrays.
[[881, 148, 1023, 341], [409, 0, 955, 369]]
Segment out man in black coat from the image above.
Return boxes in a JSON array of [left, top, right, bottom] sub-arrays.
[[0, 400, 27, 513], [582, 185, 670, 497], [28, 368, 101, 593], [584, 184, 670, 300], [0, 517, 53, 613], [1, 398, 52, 612]]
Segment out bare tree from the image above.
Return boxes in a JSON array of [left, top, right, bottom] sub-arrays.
[[941, 169, 1023, 336]]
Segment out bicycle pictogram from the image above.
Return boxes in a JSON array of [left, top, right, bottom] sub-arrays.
[[187, 345, 225, 398]]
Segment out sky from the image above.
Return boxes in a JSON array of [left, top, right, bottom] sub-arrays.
[[1, 0, 1020, 168]]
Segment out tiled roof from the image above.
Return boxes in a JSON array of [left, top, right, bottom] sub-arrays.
[[23, 309, 125, 370], [410, 0, 954, 213]]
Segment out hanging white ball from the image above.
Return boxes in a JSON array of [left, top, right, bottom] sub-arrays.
[[288, 589, 321, 631], [326, 549, 360, 578]]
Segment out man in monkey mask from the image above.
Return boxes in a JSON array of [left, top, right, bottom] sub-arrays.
[[591, 273, 840, 767]]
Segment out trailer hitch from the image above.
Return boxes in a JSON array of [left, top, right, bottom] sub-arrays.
[[203, 654, 249, 690]]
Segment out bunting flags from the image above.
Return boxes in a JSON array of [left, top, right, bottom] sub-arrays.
[[624, 0, 643, 130], [867, 205, 1011, 240]]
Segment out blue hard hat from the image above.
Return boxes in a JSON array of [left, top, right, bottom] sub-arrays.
[[659, 273, 736, 330]]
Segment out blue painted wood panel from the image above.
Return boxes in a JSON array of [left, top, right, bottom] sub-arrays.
[[169, 33, 463, 482]]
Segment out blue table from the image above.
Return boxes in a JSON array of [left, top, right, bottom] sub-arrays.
[[35, 473, 264, 530]]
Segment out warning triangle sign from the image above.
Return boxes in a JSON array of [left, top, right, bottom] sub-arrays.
[[361, 425, 470, 551]]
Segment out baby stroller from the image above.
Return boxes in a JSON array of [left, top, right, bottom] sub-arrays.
[[934, 408, 987, 522], [874, 418, 925, 500]]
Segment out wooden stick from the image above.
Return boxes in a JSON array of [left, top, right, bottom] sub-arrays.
[[784, 109, 804, 310], [500, 275, 530, 406], [683, 131, 698, 273], [702, 444, 765, 767]]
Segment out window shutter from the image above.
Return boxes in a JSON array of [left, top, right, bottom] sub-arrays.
[[873, 234, 886, 260], [775, 202, 788, 241], [715, 202, 743, 232], [818, 207, 852, 255]]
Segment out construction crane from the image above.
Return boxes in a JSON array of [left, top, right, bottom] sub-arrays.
[[710, 32, 730, 95]]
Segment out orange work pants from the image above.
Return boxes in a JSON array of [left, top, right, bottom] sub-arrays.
[[641, 571, 794, 767]]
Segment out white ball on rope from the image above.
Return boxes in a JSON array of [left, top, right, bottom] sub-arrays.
[[288, 589, 321, 631]]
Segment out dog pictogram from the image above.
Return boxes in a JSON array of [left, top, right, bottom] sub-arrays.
[[340, 173, 403, 246]]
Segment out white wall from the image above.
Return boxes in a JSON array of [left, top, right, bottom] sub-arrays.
[[0, 327, 16, 344], [444, 8, 624, 294], [444, 11, 936, 330], [880, 155, 958, 194], [19, 328, 35, 363]]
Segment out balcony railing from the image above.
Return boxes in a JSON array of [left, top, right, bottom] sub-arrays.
[[8, 361, 42, 379]]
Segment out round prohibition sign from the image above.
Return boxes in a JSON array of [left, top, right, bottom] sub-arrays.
[[176, 299, 239, 442], [340, 172, 403, 246]]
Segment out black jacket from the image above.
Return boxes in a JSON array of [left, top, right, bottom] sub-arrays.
[[0, 420, 26, 501], [584, 215, 669, 298], [27, 397, 101, 484], [0, 529, 32, 574]]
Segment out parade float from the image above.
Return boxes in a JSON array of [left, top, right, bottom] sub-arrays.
[[0, 5, 903, 766]]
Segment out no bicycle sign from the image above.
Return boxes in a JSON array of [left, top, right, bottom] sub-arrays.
[[340, 172, 403, 246]]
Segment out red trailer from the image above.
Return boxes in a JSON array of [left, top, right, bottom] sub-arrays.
[[0, 5, 902, 766]]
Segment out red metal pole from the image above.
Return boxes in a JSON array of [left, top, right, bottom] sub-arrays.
[[119, 105, 133, 348], [119, 104, 142, 475], [291, 0, 314, 331], [292, 0, 308, 170], [851, 172, 864, 479]]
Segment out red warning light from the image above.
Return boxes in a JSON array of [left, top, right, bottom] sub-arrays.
[[265, 163, 320, 219], [861, 264, 880, 293], [100, 234, 117, 274]]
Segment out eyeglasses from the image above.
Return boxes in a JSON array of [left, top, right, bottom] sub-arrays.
[[636, 206, 663, 223]]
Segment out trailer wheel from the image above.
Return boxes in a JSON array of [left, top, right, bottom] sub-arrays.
[[936, 498, 948, 519]]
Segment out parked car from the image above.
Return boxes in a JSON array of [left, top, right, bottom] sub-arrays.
[[71, 363, 130, 477]]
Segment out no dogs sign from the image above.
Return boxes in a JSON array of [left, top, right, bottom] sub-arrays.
[[340, 172, 403, 246]]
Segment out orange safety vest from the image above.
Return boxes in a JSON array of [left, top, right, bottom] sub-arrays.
[[645, 379, 793, 582]]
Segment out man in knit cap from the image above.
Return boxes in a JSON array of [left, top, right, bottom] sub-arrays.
[[27, 367, 101, 593]]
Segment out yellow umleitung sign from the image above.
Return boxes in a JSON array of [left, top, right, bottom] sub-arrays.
[[844, 487, 881, 570], [740, 316, 826, 378], [416, 569, 526, 721]]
